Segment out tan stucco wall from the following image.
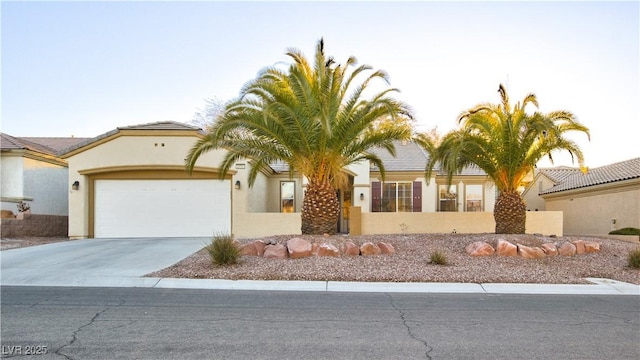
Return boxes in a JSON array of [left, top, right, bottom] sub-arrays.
[[543, 179, 640, 235], [522, 175, 554, 211], [233, 213, 302, 238], [66, 134, 231, 238]]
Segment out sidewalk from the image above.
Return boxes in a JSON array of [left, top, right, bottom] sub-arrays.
[[2, 275, 638, 295]]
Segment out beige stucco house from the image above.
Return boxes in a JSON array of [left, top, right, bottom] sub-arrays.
[[58, 121, 514, 239], [521, 166, 582, 212], [1, 133, 87, 216], [538, 158, 640, 235]]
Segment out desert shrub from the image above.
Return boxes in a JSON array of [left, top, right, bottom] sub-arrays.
[[206, 233, 240, 266], [628, 248, 640, 269], [429, 250, 448, 265], [609, 227, 640, 236]]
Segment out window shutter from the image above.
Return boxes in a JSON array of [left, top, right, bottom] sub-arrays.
[[372, 181, 381, 212], [412, 181, 422, 212]]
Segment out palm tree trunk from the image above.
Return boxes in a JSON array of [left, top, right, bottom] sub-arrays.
[[301, 178, 340, 235], [494, 190, 526, 234]]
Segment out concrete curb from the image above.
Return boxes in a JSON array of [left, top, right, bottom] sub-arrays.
[[2, 277, 638, 295]]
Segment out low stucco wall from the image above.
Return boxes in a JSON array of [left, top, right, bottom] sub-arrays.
[[354, 209, 563, 236], [233, 213, 302, 239], [232, 210, 563, 238], [1, 215, 68, 238]]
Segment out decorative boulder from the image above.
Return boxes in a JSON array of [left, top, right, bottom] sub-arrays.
[[558, 242, 577, 257], [377, 242, 395, 254], [517, 244, 546, 259], [253, 240, 266, 256], [239, 242, 258, 256], [317, 243, 340, 257], [263, 244, 288, 259], [287, 238, 313, 259], [572, 240, 586, 255], [465, 241, 495, 257], [343, 241, 360, 256], [496, 239, 518, 257], [584, 241, 601, 253], [540, 243, 558, 256], [360, 242, 382, 256]]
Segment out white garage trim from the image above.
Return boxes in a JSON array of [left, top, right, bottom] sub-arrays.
[[94, 179, 230, 238]]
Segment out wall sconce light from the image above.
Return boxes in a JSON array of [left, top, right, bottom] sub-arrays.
[[360, 193, 364, 200], [235, 180, 241, 190], [71, 181, 80, 191]]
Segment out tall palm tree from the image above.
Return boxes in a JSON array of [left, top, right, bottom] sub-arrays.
[[186, 39, 413, 234], [422, 84, 590, 234]]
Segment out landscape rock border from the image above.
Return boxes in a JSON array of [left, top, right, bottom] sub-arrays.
[[239, 237, 395, 260], [466, 238, 601, 259]]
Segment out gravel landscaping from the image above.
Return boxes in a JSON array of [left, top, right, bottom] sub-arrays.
[[147, 233, 640, 285]]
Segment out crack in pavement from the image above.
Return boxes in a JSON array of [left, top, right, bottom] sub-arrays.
[[53, 299, 126, 360], [386, 293, 433, 360]]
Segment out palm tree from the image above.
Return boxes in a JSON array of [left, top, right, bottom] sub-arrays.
[[422, 84, 590, 234], [186, 39, 413, 234]]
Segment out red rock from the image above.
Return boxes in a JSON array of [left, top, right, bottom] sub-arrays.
[[558, 242, 577, 256], [377, 242, 395, 254], [317, 243, 340, 257], [287, 238, 313, 259], [584, 241, 601, 253], [496, 239, 517, 257], [263, 244, 288, 259], [465, 241, 495, 257], [540, 243, 558, 256], [517, 244, 546, 259], [343, 241, 360, 256], [239, 242, 258, 256], [360, 242, 382, 256], [253, 240, 266, 256], [572, 240, 586, 255]]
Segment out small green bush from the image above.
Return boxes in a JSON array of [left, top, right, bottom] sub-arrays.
[[429, 250, 448, 266], [609, 227, 640, 236], [206, 233, 241, 266], [628, 248, 640, 269]]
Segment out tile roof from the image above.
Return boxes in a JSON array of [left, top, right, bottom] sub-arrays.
[[369, 140, 431, 172], [0, 132, 88, 156], [536, 166, 582, 184], [540, 157, 640, 194]]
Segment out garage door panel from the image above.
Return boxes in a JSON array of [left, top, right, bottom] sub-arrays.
[[95, 179, 230, 238]]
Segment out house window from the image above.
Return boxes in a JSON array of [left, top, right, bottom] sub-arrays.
[[281, 181, 295, 213], [438, 184, 457, 212], [465, 184, 483, 212], [380, 182, 412, 212]]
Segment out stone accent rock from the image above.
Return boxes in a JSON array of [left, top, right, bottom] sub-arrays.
[[572, 240, 586, 255], [253, 240, 266, 256], [239, 242, 258, 256], [584, 241, 601, 253], [360, 242, 382, 256], [263, 244, 288, 259], [377, 242, 395, 254], [343, 241, 360, 256], [317, 243, 340, 257], [465, 241, 495, 257], [496, 239, 517, 257], [558, 242, 577, 257], [517, 244, 546, 259], [540, 243, 558, 256], [287, 238, 313, 259]]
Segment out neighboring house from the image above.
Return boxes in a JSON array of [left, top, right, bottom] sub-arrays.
[[59, 121, 499, 239], [1, 133, 88, 216], [521, 166, 582, 211], [538, 158, 640, 235]]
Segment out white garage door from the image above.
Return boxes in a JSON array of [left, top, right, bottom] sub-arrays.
[[94, 179, 230, 238]]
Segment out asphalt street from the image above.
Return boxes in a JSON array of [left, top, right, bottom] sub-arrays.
[[1, 286, 639, 360]]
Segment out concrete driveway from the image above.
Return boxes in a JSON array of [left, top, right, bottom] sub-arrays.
[[0, 237, 207, 287]]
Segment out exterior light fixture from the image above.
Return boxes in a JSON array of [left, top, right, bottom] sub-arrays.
[[71, 181, 80, 190], [235, 181, 241, 190], [360, 193, 364, 200]]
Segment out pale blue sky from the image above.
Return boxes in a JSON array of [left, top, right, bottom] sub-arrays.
[[2, 1, 638, 167]]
